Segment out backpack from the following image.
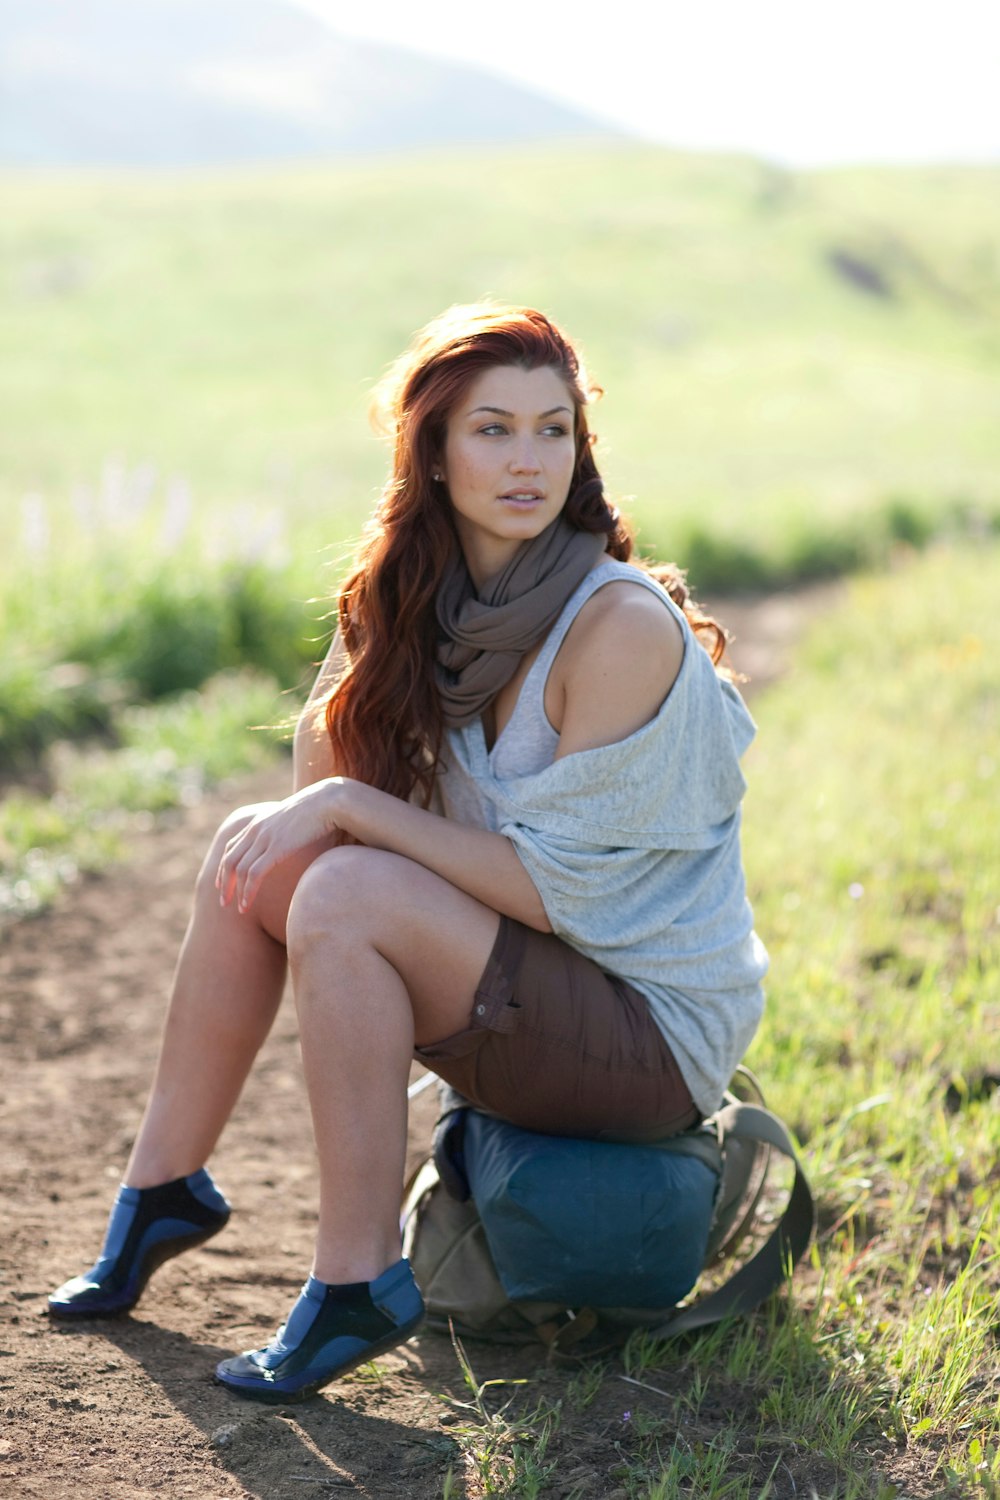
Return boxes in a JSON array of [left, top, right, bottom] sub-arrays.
[[401, 1069, 814, 1355]]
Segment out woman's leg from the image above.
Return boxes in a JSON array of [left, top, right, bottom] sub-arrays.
[[282, 844, 501, 1284], [125, 803, 335, 1186], [51, 800, 338, 1318], [212, 844, 499, 1401]]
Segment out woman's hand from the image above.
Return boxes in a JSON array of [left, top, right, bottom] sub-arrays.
[[216, 779, 348, 913]]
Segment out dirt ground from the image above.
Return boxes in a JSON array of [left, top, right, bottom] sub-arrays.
[[1, 586, 878, 1500]]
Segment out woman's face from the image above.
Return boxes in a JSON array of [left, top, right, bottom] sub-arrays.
[[440, 364, 577, 584]]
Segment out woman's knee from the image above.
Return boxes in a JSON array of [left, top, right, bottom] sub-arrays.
[[286, 846, 408, 955]]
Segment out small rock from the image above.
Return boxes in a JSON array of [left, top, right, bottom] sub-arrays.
[[210, 1423, 238, 1449]]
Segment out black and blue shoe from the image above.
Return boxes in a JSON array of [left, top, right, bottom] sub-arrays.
[[48, 1168, 231, 1319], [214, 1258, 425, 1403]]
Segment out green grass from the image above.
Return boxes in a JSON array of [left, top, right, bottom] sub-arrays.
[[2, 147, 999, 587], [0, 670, 287, 920], [421, 543, 1000, 1499], [0, 517, 314, 915]]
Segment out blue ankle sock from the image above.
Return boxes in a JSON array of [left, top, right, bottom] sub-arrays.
[[49, 1168, 231, 1317], [270, 1260, 423, 1362], [214, 1258, 425, 1400], [93, 1168, 230, 1282]]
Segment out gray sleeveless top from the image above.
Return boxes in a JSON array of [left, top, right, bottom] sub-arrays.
[[434, 559, 768, 1115]]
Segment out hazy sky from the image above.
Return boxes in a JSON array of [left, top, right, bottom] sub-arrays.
[[292, 0, 999, 167]]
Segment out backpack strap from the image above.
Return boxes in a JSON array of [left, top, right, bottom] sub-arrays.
[[645, 1101, 814, 1339]]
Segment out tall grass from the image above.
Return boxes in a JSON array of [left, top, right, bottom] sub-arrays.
[[738, 544, 999, 1487], [0, 671, 287, 919], [1, 470, 331, 759], [0, 474, 319, 914]]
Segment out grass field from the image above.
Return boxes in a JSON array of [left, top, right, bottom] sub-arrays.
[[3, 145, 999, 578], [738, 545, 999, 1491]]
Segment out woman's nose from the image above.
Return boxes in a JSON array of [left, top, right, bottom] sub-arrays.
[[509, 438, 541, 473]]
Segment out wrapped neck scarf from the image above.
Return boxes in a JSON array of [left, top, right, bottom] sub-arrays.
[[435, 518, 606, 728]]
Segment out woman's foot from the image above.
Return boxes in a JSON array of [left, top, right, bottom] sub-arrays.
[[48, 1168, 231, 1318], [214, 1258, 424, 1403]]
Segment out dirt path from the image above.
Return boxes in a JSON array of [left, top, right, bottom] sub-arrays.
[[0, 585, 842, 1500]]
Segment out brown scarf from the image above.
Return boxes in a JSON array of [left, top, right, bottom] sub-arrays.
[[435, 518, 606, 728]]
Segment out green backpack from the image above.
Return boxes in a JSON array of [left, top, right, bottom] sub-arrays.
[[401, 1069, 814, 1356]]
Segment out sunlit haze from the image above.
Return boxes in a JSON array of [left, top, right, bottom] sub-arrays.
[[292, 0, 999, 167]]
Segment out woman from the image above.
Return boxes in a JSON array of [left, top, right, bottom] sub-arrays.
[[48, 303, 768, 1402]]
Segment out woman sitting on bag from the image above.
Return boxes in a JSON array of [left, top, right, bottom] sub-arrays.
[[49, 303, 768, 1401]]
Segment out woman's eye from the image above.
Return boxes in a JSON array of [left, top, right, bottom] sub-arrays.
[[475, 422, 568, 437]]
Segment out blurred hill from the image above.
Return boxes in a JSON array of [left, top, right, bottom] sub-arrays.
[[0, 0, 617, 165]]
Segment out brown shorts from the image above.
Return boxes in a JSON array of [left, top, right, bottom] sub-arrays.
[[413, 916, 698, 1141]]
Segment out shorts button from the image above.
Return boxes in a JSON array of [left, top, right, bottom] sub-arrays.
[[475, 1004, 486, 1016]]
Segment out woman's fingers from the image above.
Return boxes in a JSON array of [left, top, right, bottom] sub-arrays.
[[230, 836, 274, 912], [217, 821, 264, 907], [220, 822, 294, 912], [215, 786, 341, 912], [236, 850, 277, 912]]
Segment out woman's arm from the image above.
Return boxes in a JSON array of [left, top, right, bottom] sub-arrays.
[[218, 777, 552, 931], [227, 582, 681, 926], [328, 780, 552, 930], [283, 630, 547, 926], [292, 629, 346, 791]]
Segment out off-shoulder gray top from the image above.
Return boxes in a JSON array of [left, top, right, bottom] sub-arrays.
[[434, 559, 768, 1116]]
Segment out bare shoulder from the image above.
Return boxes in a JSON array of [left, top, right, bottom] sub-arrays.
[[559, 578, 685, 684], [575, 577, 683, 647], [304, 627, 347, 707], [550, 579, 685, 757]]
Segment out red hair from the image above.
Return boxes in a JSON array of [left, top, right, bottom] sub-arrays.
[[326, 303, 725, 807]]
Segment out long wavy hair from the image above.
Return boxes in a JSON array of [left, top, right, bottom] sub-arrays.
[[325, 303, 726, 807]]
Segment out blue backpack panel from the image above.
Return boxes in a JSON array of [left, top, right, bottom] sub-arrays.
[[463, 1111, 719, 1310]]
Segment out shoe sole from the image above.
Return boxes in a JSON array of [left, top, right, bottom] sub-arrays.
[[214, 1316, 425, 1404]]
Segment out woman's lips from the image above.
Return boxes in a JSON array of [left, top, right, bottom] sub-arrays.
[[498, 491, 544, 509]]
